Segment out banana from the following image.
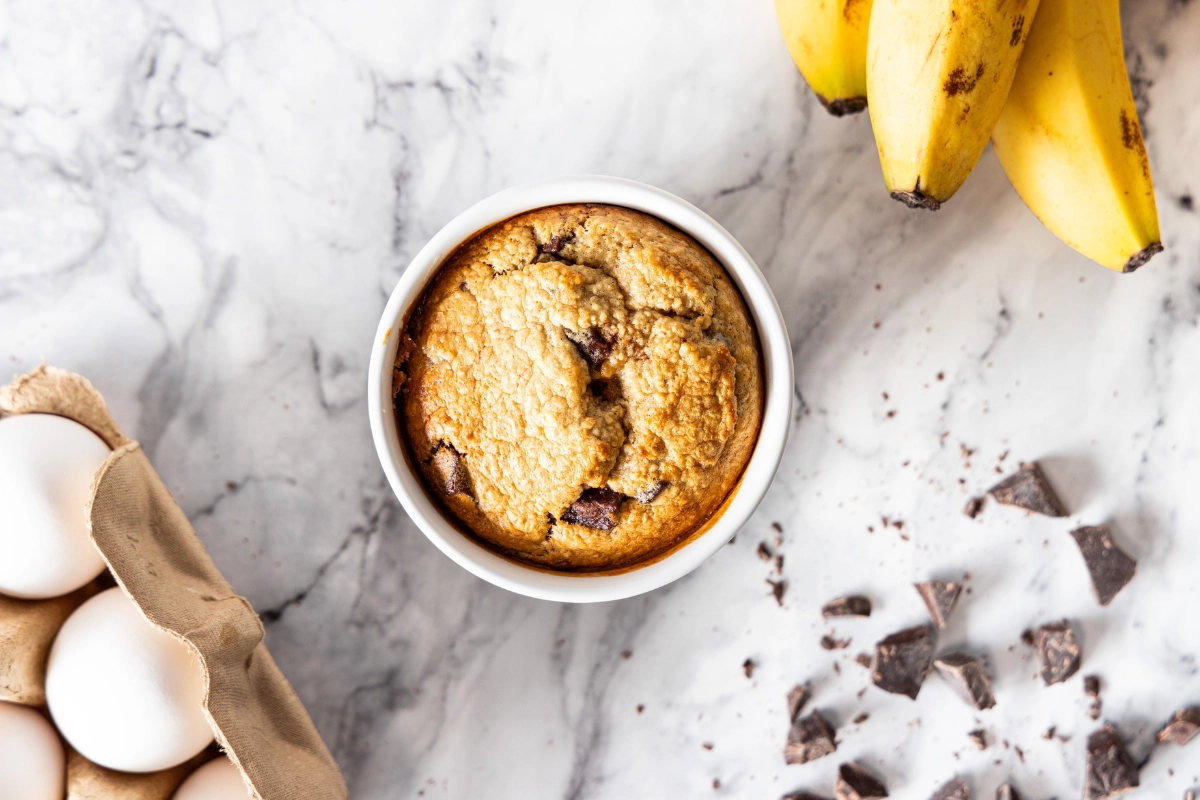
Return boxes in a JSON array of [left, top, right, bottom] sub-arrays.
[[867, 0, 1040, 209], [991, 0, 1161, 272], [775, 0, 873, 116]]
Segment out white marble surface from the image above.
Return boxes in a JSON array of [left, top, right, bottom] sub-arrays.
[[3, 0, 1200, 797]]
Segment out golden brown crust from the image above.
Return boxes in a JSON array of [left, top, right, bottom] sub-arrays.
[[396, 204, 763, 570]]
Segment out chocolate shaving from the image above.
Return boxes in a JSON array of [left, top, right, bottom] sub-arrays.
[[539, 234, 563, 254], [933, 653, 996, 710], [915, 581, 962, 629], [835, 762, 889, 800], [430, 442, 469, 496], [561, 487, 623, 531], [784, 709, 838, 765], [1069, 525, 1137, 606], [987, 462, 1067, 516], [786, 684, 812, 722], [634, 480, 667, 503], [823, 595, 872, 618], [1034, 620, 1082, 685], [995, 785, 1020, 800], [968, 729, 988, 750], [1157, 707, 1200, 745], [821, 634, 851, 650], [931, 779, 970, 800], [1085, 724, 1139, 799], [963, 496, 985, 519], [566, 327, 616, 370], [871, 625, 936, 699]]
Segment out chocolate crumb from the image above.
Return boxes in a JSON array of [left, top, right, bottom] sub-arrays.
[[772, 522, 784, 533], [539, 234, 563, 254], [1043, 726, 1056, 739], [833, 662, 841, 675], [821, 634, 852, 650], [855, 653, 873, 669], [963, 496, 985, 519], [1157, 707, 1200, 745], [743, 658, 756, 678], [784, 709, 838, 765], [995, 785, 1021, 800], [915, 581, 963, 629], [1069, 525, 1137, 606], [758, 542, 773, 560], [787, 684, 812, 722], [1034, 620, 1082, 685], [1020, 628, 1036, 647], [566, 327, 617, 369], [561, 487, 623, 531], [933, 653, 996, 710], [225, 480, 238, 491], [931, 779, 970, 800], [968, 729, 988, 750], [713, 778, 720, 790], [636, 704, 644, 713], [620, 650, 632, 659], [775, 555, 785, 574], [767, 579, 787, 606], [1085, 675, 1103, 720], [702, 742, 714, 750], [431, 442, 469, 496], [1085, 724, 1139, 799], [823, 595, 872, 618], [871, 625, 936, 699], [853, 713, 869, 724], [634, 480, 668, 503], [987, 462, 1067, 516], [835, 762, 889, 800]]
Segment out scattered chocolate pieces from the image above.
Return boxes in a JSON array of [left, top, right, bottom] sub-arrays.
[[871, 625, 936, 700], [539, 234, 564, 254], [823, 596, 872, 618], [566, 327, 617, 369], [995, 785, 1021, 800], [634, 480, 668, 503], [1033, 620, 1082, 685], [933, 653, 996, 710], [967, 729, 988, 750], [988, 462, 1067, 517], [963, 496, 985, 519], [1158, 707, 1200, 745], [931, 779, 970, 800], [821, 634, 852, 651], [785, 710, 838, 765], [1069, 526, 1137, 606], [787, 684, 812, 722], [561, 487, 623, 531], [1085, 675, 1103, 720], [835, 762, 889, 800], [430, 442, 469, 495], [758, 542, 773, 560], [743, 658, 756, 678], [768, 579, 787, 606], [1085, 724, 1139, 799], [915, 581, 963, 629], [783, 792, 831, 800]]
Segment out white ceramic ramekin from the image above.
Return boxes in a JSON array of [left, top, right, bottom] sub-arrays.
[[367, 176, 792, 602]]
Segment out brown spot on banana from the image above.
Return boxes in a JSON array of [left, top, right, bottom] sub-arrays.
[[1010, 15, 1025, 46], [943, 64, 985, 96]]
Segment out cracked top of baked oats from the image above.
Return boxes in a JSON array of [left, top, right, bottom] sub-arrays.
[[394, 203, 762, 570]]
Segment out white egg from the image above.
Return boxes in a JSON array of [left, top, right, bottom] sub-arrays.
[[173, 757, 253, 800], [46, 587, 214, 773], [0, 413, 111, 599], [0, 700, 65, 800]]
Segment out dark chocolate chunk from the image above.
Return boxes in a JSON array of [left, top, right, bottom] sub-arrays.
[[561, 487, 623, 531], [767, 579, 787, 606], [634, 480, 667, 503], [967, 729, 988, 750], [566, 327, 616, 370], [1085, 724, 1139, 799], [931, 779, 970, 800], [995, 785, 1021, 800], [963, 496, 985, 519], [1158, 707, 1200, 745], [784, 709, 838, 765], [933, 653, 996, 710], [588, 378, 618, 401], [783, 793, 831, 800], [786, 684, 812, 722], [743, 658, 755, 678], [871, 625, 936, 700], [539, 234, 563, 254], [835, 762, 889, 800], [1069, 525, 1137, 606], [430, 442, 469, 495], [1034, 620, 1082, 685], [915, 581, 963, 629], [987, 462, 1067, 516], [821, 634, 851, 650], [823, 595, 872, 618]]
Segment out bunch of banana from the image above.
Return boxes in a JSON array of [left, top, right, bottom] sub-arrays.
[[774, 0, 1162, 271]]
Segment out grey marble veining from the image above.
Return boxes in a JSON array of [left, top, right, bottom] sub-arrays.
[[3, 0, 1200, 797]]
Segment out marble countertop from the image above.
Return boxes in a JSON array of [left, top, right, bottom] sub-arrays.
[[3, 0, 1200, 797]]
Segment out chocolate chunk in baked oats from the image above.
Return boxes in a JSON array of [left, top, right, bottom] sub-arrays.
[[1158, 707, 1200, 745], [871, 625, 936, 699], [933, 653, 995, 710], [915, 581, 962, 629], [823, 595, 872, 618], [835, 762, 889, 800], [1085, 725, 1139, 799], [634, 480, 668, 503], [787, 683, 812, 722], [1069, 525, 1137, 606], [784, 709, 838, 765], [995, 785, 1021, 800], [560, 487, 623, 531], [988, 462, 1067, 516], [539, 234, 564, 254], [931, 779, 970, 800], [1033, 620, 1082, 685], [430, 442, 469, 495], [566, 327, 617, 370]]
